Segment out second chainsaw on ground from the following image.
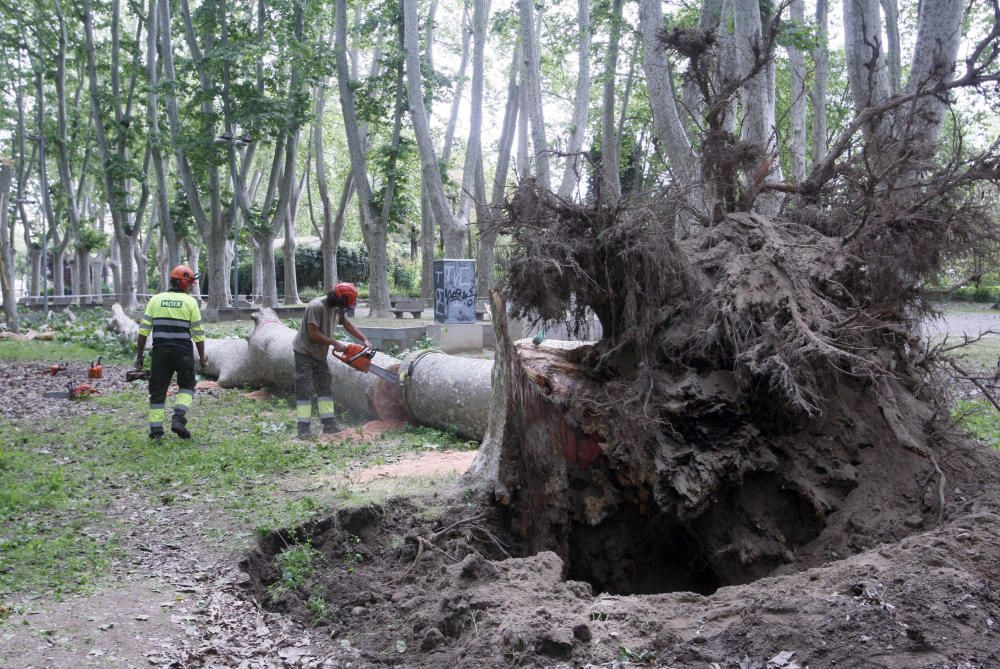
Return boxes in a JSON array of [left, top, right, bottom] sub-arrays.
[[332, 343, 399, 384]]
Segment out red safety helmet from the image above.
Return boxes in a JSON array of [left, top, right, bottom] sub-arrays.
[[169, 265, 199, 292], [330, 282, 358, 308]]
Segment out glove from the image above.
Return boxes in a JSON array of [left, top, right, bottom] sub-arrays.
[[135, 353, 145, 369]]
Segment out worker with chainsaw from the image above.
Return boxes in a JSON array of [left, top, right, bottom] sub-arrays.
[[135, 265, 207, 440], [292, 282, 371, 439]]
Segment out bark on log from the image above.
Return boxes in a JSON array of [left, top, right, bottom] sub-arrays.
[[399, 350, 493, 441]]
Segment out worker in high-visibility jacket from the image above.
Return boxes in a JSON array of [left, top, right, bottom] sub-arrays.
[[135, 265, 208, 439]]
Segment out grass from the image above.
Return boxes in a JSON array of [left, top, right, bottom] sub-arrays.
[[953, 398, 1000, 450], [0, 339, 112, 363], [0, 369, 475, 599]]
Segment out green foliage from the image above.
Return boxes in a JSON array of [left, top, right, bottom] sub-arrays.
[[76, 225, 109, 253], [274, 542, 319, 591], [777, 19, 819, 51], [953, 399, 1000, 450]]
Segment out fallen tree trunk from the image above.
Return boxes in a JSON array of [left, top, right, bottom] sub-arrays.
[[399, 350, 493, 441]]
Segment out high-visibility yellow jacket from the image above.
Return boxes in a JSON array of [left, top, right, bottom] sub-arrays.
[[138, 290, 205, 351]]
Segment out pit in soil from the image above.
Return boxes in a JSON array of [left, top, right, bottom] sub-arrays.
[[243, 479, 1000, 669]]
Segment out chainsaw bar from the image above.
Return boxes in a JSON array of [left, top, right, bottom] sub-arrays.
[[367, 364, 399, 385]]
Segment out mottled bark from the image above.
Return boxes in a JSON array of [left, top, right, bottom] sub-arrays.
[[788, 0, 808, 183], [811, 0, 829, 167], [517, 0, 550, 188], [600, 0, 624, 202], [403, 0, 461, 259], [557, 0, 590, 199]]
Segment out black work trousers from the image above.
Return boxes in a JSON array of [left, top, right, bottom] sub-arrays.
[[148, 346, 196, 431], [294, 351, 336, 428]]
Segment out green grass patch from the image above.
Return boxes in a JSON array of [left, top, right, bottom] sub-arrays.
[[0, 339, 113, 364], [953, 398, 1000, 450], [0, 378, 476, 599]]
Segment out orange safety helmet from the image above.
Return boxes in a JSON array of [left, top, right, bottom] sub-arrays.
[[330, 282, 358, 308], [169, 265, 199, 292]]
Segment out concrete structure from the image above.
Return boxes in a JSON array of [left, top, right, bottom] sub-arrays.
[[426, 322, 484, 353]]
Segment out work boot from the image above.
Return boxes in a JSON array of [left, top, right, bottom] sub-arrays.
[[321, 417, 341, 435], [297, 423, 313, 440], [171, 413, 191, 440]]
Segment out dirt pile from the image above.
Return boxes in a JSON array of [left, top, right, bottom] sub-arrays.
[[243, 478, 1000, 668]]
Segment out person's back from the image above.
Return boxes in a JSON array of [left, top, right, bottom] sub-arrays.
[[135, 266, 206, 439], [141, 290, 202, 352]]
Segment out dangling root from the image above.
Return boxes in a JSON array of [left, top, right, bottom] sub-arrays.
[[877, 379, 947, 525]]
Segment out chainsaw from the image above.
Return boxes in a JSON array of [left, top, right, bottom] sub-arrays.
[[126, 368, 150, 382], [44, 381, 100, 400], [332, 343, 399, 384]]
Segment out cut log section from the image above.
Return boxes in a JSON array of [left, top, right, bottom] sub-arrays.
[[399, 350, 493, 441]]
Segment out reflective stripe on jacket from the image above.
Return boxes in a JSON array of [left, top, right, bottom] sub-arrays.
[[138, 291, 205, 350]]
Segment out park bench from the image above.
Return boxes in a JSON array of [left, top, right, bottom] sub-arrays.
[[391, 298, 426, 319]]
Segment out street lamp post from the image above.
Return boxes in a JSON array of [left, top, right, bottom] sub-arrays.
[[215, 132, 253, 307]]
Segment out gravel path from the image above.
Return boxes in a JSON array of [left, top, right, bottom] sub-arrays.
[[924, 304, 1000, 339]]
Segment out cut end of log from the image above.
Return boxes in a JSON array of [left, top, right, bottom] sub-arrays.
[[371, 362, 413, 423]]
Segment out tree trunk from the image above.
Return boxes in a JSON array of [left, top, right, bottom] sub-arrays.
[[454, 0, 488, 258], [73, 245, 87, 301], [256, 232, 279, 307], [477, 45, 520, 297], [399, 349, 493, 440], [183, 238, 202, 301], [440, 4, 471, 170], [403, 0, 462, 260], [810, 0, 829, 167], [557, 0, 590, 200], [732, 0, 783, 216], [282, 211, 300, 304], [336, 0, 389, 317], [0, 163, 18, 332], [51, 248, 66, 297], [638, 0, 700, 213], [904, 0, 965, 148], [787, 0, 807, 183], [843, 0, 891, 113], [600, 0, 624, 202], [29, 249, 41, 298], [420, 187, 434, 299], [312, 82, 339, 290], [516, 0, 549, 189], [251, 238, 263, 304], [881, 0, 901, 94]]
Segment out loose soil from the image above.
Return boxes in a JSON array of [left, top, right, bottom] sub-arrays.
[[243, 468, 1000, 669]]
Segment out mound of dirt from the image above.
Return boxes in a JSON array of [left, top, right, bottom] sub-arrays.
[[243, 474, 1000, 668]]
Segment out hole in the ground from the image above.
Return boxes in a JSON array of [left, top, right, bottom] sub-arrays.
[[566, 509, 722, 596], [564, 471, 828, 596]]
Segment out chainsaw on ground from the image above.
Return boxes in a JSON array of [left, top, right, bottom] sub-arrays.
[[44, 381, 100, 400], [332, 343, 399, 384], [126, 368, 150, 382]]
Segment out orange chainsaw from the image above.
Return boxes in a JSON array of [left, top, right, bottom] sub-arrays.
[[44, 381, 100, 400], [332, 343, 399, 384]]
